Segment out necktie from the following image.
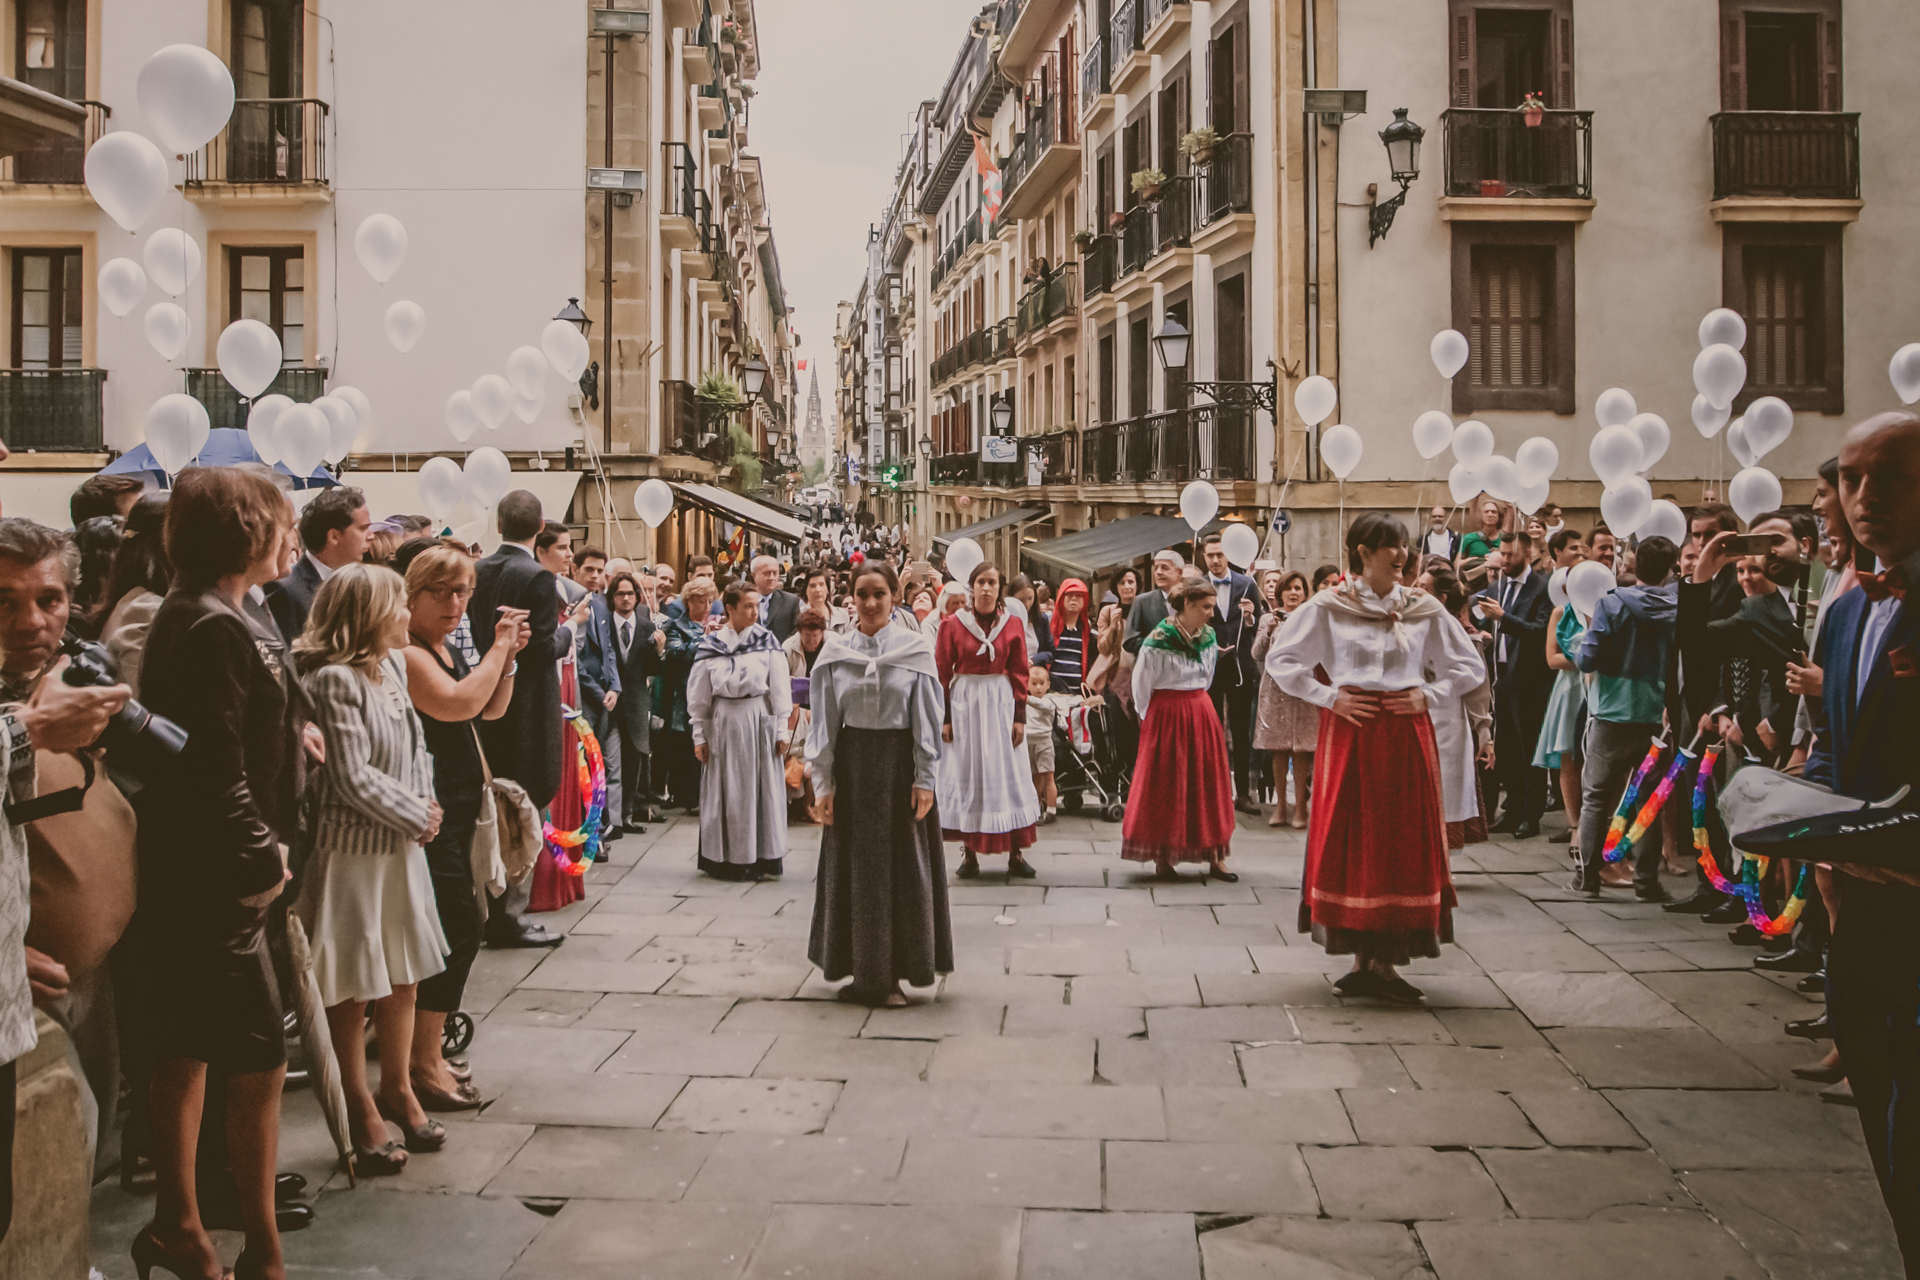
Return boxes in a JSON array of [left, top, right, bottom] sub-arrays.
[[1859, 566, 1909, 603], [620, 619, 633, 654]]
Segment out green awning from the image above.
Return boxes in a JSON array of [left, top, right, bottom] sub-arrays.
[[1020, 513, 1226, 581]]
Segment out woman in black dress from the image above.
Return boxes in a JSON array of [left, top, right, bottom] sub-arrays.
[[400, 542, 526, 1110], [134, 467, 299, 1280]]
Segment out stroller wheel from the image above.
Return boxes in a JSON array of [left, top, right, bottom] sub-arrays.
[[1061, 792, 1084, 814], [442, 1011, 475, 1056], [1102, 801, 1125, 824]]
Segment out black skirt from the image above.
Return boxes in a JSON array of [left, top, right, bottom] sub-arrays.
[[808, 727, 954, 997]]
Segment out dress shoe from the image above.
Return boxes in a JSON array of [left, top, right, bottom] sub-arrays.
[[1818, 1079, 1855, 1107], [1234, 797, 1262, 816], [1791, 1061, 1846, 1084], [1487, 812, 1521, 833], [1547, 830, 1574, 845], [276, 1172, 307, 1200], [1703, 900, 1748, 924], [602, 825, 625, 842], [1635, 883, 1673, 903], [1513, 821, 1540, 840], [486, 921, 563, 949], [1567, 872, 1601, 898], [1785, 1013, 1832, 1041], [1753, 948, 1822, 973], [1796, 971, 1827, 994], [1663, 890, 1727, 914], [1728, 924, 1765, 946]]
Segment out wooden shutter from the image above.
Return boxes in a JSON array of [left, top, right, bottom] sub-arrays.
[[1231, 18, 1250, 137], [1744, 244, 1817, 393], [1449, 3, 1476, 108], [1721, 6, 1745, 110], [1815, 5, 1842, 110], [1548, 0, 1575, 108], [1469, 245, 1551, 391]]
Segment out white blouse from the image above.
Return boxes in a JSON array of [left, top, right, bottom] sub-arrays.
[[687, 626, 793, 749], [805, 624, 943, 798], [1266, 582, 1485, 712], [1131, 636, 1217, 718]]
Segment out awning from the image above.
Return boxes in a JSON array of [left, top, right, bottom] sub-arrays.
[[670, 481, 807, 545], [1020, 513, 1226, 581], [932, 504, 1047, 549]]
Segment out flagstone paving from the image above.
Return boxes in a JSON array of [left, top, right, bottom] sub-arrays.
[[88, 813, 1907, 1279]]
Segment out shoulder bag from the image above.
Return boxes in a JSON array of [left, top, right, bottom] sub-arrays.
[[468, 723, 543, 920]]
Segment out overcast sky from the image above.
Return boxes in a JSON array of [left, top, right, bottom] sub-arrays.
[[751, 0, 986, 399]]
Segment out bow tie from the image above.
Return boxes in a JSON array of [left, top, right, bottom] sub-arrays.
[[1860, 566, 1909, 603]]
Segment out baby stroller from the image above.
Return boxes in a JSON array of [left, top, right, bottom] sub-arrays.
[[1053, 700, 1128, 823]]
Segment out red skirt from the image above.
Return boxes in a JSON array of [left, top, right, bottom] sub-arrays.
[[1122, 689, 1233, 865], [530, 659, 587, 914], [1303, 708, 1454, 939]]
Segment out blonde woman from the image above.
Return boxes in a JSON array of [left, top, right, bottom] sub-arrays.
[[293, 565, 447, 1177]]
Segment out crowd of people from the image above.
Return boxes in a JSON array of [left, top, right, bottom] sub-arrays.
[[0, 407, 1914, 1276]]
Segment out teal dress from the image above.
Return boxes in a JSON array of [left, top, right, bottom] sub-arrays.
[[1533, 606, 1586, 769]]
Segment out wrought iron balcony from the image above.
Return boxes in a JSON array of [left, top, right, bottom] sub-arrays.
[[1079, 405, 1256, 485], [931, 451, 978, 485], [185, 367, 324, 432], [185, 99, 330, 187], [1441, 108, 1593, 200], [1710, 112, 1860, 201], [1016, 263, 1078, 337], [1080, 36, 1108, 111], [1117, 177, 1191, 278], [1081, 234, 1116, 299], [1002, 91, 1079, 221], [0, 369, 106, 451], [1034, 429, 1077, 485], [661, 142, 715, 253], [1196, 132, 1254, 227], [0, 101, 110, 184], [1110, 0, 1142, 63]]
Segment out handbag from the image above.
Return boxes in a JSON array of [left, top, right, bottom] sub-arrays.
[[468, 724, 543, 920]]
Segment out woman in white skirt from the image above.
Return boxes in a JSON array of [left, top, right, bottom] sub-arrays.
[[294, 564, 447, 1175], [689, 580, 793, 880], [935, 563, 1042, 879]]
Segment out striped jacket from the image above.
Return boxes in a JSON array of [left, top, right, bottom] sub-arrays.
[[304, 655, 436, 857]]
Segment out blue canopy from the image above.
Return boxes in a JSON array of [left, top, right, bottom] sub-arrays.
[[101, 428, 337, 489]]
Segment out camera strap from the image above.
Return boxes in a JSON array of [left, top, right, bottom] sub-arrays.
[[5, 752, 95, 825]]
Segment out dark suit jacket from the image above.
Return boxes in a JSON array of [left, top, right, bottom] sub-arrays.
[[261, 555, 324, 644], [1124, 589, 1170, 655], [1806, 586, 1920, 802], [1677, 579, 1800, 754], [762, 589, 802, 642], [610, 605, 659, 754], [1671, 563, 1744, 723], [470, 544, 568, 809], [576, 591, 622, 714], [1206, 571, 1262, 691], [1474, 568, 1552, 703]]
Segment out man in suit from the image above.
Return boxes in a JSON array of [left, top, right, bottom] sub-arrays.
[[750, 555, 802, 641], [608, 568, 661, 827], [262, 485, 368, 641], [469, 494, 575, 949], [569, 544, 625, 842], [1123, 549, 1185, 655], [1804, 412, 1920, 1276], [1419, 506, 1461, 562], [1473, 531, 1552, 837], [1200, 532, 1264, 814]]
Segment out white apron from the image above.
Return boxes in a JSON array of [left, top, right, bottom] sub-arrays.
[[937, 673, 1042, 835]]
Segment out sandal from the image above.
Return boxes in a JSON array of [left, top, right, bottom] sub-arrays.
[[412, 1075, 482, 1112], [376, 1095, 447, 1153], [349, 1140, 408, 1177]]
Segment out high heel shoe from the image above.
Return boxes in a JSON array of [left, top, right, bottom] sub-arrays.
[[375, 1094, 447, 1152], [412, 1074, 483, 1112], [132, 1226, 230, 1280], [232, 1248, 283, 1280]]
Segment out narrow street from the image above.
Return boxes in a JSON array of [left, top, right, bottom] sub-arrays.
[[88, 812, 1900, 1279]]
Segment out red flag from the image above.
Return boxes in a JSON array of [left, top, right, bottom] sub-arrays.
[[973, 134, 1002, 224], [797, 359, 808, 371]]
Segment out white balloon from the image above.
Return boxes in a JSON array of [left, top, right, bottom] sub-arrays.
[[1430, 329, 1469, 380], [1412, 410, 1454, 460], [98, 258, 147, 318], [1319, 424, 1363, 480], [946, 537, 985, 582], [276, 403, 328, 478], [1691, 393, 1731, 439], [1220, 523, 1261, 569], [385, 301, 427, 354], [634, 477, 675, 528], [1566, 560, 1617, 620], [1514, 436, 1559, 487], [1600, 476, 1653, 538], [332, 386, 371, 435], [541, 318, 591, 381], [1480, 455, 1520, 503], [1514, 479, 1550, 516], [511, 392, 544, 425], [136, 44, 235, 155], [246, 394, 292, 468], [1743, 395, 1793, 460], [143, 228, 202, 297], [1594, 387, 1637, 429], [83, 131, 170, 233], [444, 390, 481, 443], [417, 456, 466, 521], [353, 214, 408, 284], [1699, 308, 1747, 352], [508, 346, 548, 400], [1293, 375, 1336, 428], [1178, 480, 1219, 533], [1628, 413, 1671, 470], [1588, 425, 1645, 487], [144, 393, 210, 475], [313, 395, 357, 464], [215, 319, 282, 398], [1890, 343, 1920, 406], [1730, 467, 1784, 526], [1726, 416, 1756, 469], [463, 447, 513, 509], [1447, 462, 1483, 507], [1451, 419, 1494, 468], [471, 374, 513, 431], [1547, 566, 1570, 610], [143, 302, 189, 361], [1693, 343, 1747, 410], [1640, 499, 1688, 547]]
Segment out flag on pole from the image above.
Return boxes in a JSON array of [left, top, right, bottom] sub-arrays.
[[973, 134, 1002, 225], [797, 359, 808, 371]]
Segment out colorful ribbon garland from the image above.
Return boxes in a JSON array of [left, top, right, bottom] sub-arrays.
[[1689, 745, 1809, 936], [543, 706, 606, 877], [1604, 745, 1695, 865], [1599, 738, 1668, 862]]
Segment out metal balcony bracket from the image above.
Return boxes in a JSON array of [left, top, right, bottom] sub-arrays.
[[1186, 362, 1279, 417], [1368, 177, 1411, 248]]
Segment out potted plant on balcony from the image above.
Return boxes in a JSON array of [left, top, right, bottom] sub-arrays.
[[1180, 126, 1220, 167], [1518, 91, 1546, 127], [1130, 167, 1168, 202], [1107, 210, 1126, 229]]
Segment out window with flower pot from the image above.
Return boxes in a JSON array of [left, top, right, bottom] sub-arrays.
[[1450, 222, 1574, 414], [1720, 223, 1842, 413], [1448, 0, 1574, 109]]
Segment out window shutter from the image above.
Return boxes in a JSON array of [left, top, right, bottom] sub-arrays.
[[1469, 246, 1551, 391], [1449, 5, 1476, 108], [1722, 7, 1745, 111], [1549, 0, 1575, 108], [1232, 18, 1250, 137], [1744, 244, 1816, 393], [1816, 8, 1842, 110]]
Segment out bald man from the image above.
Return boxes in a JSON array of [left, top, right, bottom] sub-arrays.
[[1804, 411, 1920, 1274], [750, 554, 802, 640]]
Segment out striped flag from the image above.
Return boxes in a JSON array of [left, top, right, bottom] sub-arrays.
[[973, 134, 1002, 224]]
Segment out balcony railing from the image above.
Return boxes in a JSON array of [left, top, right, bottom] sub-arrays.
[[185, 366, 325, 432], [661, 379, 732, 460], [1710, 112, 1860, 201], [1079, 405, 1257, 485], [1016, 263, 1078, 337], [1110, 0, 1142, 63], [1143, 0, 1186, 32], [1, 101, 110, 184], [1441, 108, 1592, 200], [1035, 429, 1077, 485], [662, 141, 716, 251], [185, 99, 330, 187], [1116, 178, 1193, 279], [1002, 91, 1076, 212], [0, 369, 106, 451], [1080, 37, 1108, 111], [1196, 132, 1254, 226], [1120, 203, 1155, 276], [985, 317, 1016, 363], [932, 451, 978, 485]]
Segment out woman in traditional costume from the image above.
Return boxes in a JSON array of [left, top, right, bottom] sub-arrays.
[[935, 563, 1042, 880], [807, 562, 953, 1007], [1416, 561, 1496, 851], [1123, 577, 1238, 881], [689, 580, 792, 881], [1267, 513, 1485, 1003]]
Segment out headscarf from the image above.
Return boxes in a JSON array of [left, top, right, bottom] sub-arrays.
[[1050, 577, 1090, 642]]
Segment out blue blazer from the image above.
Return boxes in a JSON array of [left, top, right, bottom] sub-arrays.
[[576, 591, 623, 707], [1805, 586, 1920, 802]]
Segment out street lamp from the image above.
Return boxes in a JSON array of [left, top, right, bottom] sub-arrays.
[[1151, 316, 1191, 372], [991, 395, 1015, 434], [1151, 313, 1278, 452], [742, 355, 768, 400], [1369, 108, 1425, 247], [555, 298, 600, 410], [917, 436, 933, 458]]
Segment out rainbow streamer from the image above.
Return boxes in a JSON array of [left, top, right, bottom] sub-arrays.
[[1690, 746, 1808, 937], [1599, 738, 1668, 861], [543, 706, 606, 877], [1604, 747, 1694, 864]]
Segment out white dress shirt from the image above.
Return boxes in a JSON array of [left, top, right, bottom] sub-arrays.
[[1856, 547, 1920, 703], [1268, 581, 1486, 712]]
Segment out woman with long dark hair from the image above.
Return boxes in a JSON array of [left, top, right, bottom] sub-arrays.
[[935, 563, 1042, 880], [101, 491, 172, 695]]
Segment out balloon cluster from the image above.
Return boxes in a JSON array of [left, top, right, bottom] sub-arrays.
[[1413, 331, 1557, 517], [1686, 309, 1791, 526]]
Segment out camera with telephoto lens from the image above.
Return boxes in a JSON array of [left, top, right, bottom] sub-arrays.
[[60, 637, 188, 773]]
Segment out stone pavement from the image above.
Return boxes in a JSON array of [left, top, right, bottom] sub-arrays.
[[89, 812, 1907, 1279]]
